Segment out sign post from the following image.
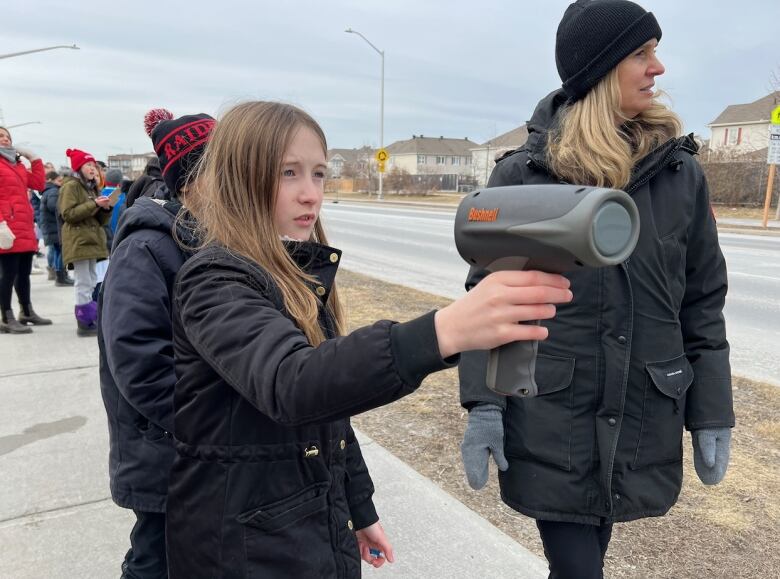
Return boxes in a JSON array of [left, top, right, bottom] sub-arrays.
[[761, 105, 780, 228], [375, 148, 389, 176]]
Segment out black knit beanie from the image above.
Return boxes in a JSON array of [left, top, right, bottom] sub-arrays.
[[556, 0, 662, 101], [144, 109, 216, 194]]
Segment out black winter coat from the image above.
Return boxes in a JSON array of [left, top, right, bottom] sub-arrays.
[[98, 197, 194, 512], [460, 89, 734, 525], [167, 243, 455, 578], [39, 182, 61, 246]]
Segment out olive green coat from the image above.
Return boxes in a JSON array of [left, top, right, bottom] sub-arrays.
[[58, 176, 111, 266]]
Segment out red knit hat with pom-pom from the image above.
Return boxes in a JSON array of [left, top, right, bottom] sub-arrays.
[[65, 148, 96, 172], [143, 108, 215, 194]]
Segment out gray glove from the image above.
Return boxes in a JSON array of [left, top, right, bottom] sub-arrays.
[[692, 428, 731, 485], [461, 404, 508, 490], [14, 147, 39, 161]]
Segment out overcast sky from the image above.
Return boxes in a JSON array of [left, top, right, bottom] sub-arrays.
[[2, 0, 778, 167]]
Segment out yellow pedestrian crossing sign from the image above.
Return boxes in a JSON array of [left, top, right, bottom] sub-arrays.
[[772, 105, 780, 125], [375, 148, 389, 162], [378, 160, 386, 173]]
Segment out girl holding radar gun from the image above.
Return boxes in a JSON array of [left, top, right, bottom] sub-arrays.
[[164, 100, 573, 578]]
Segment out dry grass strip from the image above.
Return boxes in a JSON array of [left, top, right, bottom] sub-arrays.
[[340, 269, 780, 578]]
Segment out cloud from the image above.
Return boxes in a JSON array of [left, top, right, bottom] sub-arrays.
[[2, 0, 777, 165]]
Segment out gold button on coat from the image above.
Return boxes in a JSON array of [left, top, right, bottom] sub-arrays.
[[315, 286, 326, 296], [329, 253, 339, 263], [347, 520, 354, 530], [340, 439, 346, 450]]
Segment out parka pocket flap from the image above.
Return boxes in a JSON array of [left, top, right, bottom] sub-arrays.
[[534, 354, 575, 396], [645, 355, 693, 399], [237, 481, 329, 532]]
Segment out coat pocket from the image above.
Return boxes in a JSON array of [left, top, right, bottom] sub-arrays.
[[238, 481, 329, 533], [137, 419, 167, 442], [238, 481, 333, 577], [632, 354, 693, 469], [505, 354, 575, 471]]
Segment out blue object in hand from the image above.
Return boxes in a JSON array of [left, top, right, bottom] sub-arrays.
[[369, 548, 383, 559]]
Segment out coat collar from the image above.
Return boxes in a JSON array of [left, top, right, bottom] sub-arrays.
[[283, 240, 342, 304], [523, 89, 698, 193]]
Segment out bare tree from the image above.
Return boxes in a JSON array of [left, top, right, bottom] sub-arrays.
[[767, 64, 780, 94]]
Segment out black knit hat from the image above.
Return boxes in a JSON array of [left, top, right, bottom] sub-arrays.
[[555, 0, 662, 101], [144, 109, 216, 194]]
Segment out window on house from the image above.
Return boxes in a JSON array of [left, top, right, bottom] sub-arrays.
[[436, 156, 446, 165], [452, 157, 461, 165], [465, 157, 471, 165], [417, 155, 426, 164], [727, 127, 740, 146]]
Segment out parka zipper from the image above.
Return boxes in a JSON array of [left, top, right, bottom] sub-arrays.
[[624, 138, 685, 194], [604, 260, 634, 515]]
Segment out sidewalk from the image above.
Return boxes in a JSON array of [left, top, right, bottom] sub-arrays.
[[0, 268, 547, 578], [716, 216, 780, 234]]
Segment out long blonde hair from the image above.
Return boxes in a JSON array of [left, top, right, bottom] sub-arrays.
[[547, 68, 682, 189], [192, 101, 345, 345]]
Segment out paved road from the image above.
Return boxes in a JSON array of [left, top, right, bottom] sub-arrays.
[[322, 202, 780, 386]]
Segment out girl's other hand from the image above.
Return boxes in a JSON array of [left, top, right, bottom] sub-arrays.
[[355, 520, 395, 568], [434, 270, 573, 358], [95, 196, 111, 209]]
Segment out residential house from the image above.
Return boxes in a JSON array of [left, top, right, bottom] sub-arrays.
[[107, 152, 158, 179], [708, 91, 780, 157], [385, 135, 478, 191], [327, 146, 374, 178], [471, 125, 529, 187]]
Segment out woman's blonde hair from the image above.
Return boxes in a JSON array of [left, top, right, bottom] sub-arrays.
[[547, 67, 682, 189], [192, 101, 344, 345]]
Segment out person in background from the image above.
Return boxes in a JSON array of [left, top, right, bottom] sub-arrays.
[[126, 156, 165, 207], [459, 2, 733, 578], [28, 187, 45, 274], [93, 167, 123, 301], [58, 148, 111, 337], [40, 170, 74, 287], [102, 168, 123, 241], [109, 178, 132, 235], [99, 107, 215, 579], [0, 126, 51, 333]]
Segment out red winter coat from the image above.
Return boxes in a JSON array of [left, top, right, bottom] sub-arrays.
[[0, 156, 45, 254]]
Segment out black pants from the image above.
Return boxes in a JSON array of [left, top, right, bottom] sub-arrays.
[[536, 519, 614, 579], [122, 510, 167, 579], [0, 252, 33, 315]]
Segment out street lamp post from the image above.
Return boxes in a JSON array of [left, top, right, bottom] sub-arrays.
[[345, 28, 384, 200], [6, 121, 41, 130], [0, 44, 80, 60]]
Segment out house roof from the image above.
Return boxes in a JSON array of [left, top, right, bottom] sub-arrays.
[[709, 91, 780, 126], [327, 146, 374, 164], [387, 135, 478, 156], [475, 124, 529, 149]]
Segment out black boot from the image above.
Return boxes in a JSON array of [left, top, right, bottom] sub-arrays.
[[55, 270, 75, 286], [0, 309, 33, 334], [18, 304, 53, 326]]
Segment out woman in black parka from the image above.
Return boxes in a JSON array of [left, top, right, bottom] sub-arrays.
[[459, 2, 734, 578], [166, 101, 573, 578]]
